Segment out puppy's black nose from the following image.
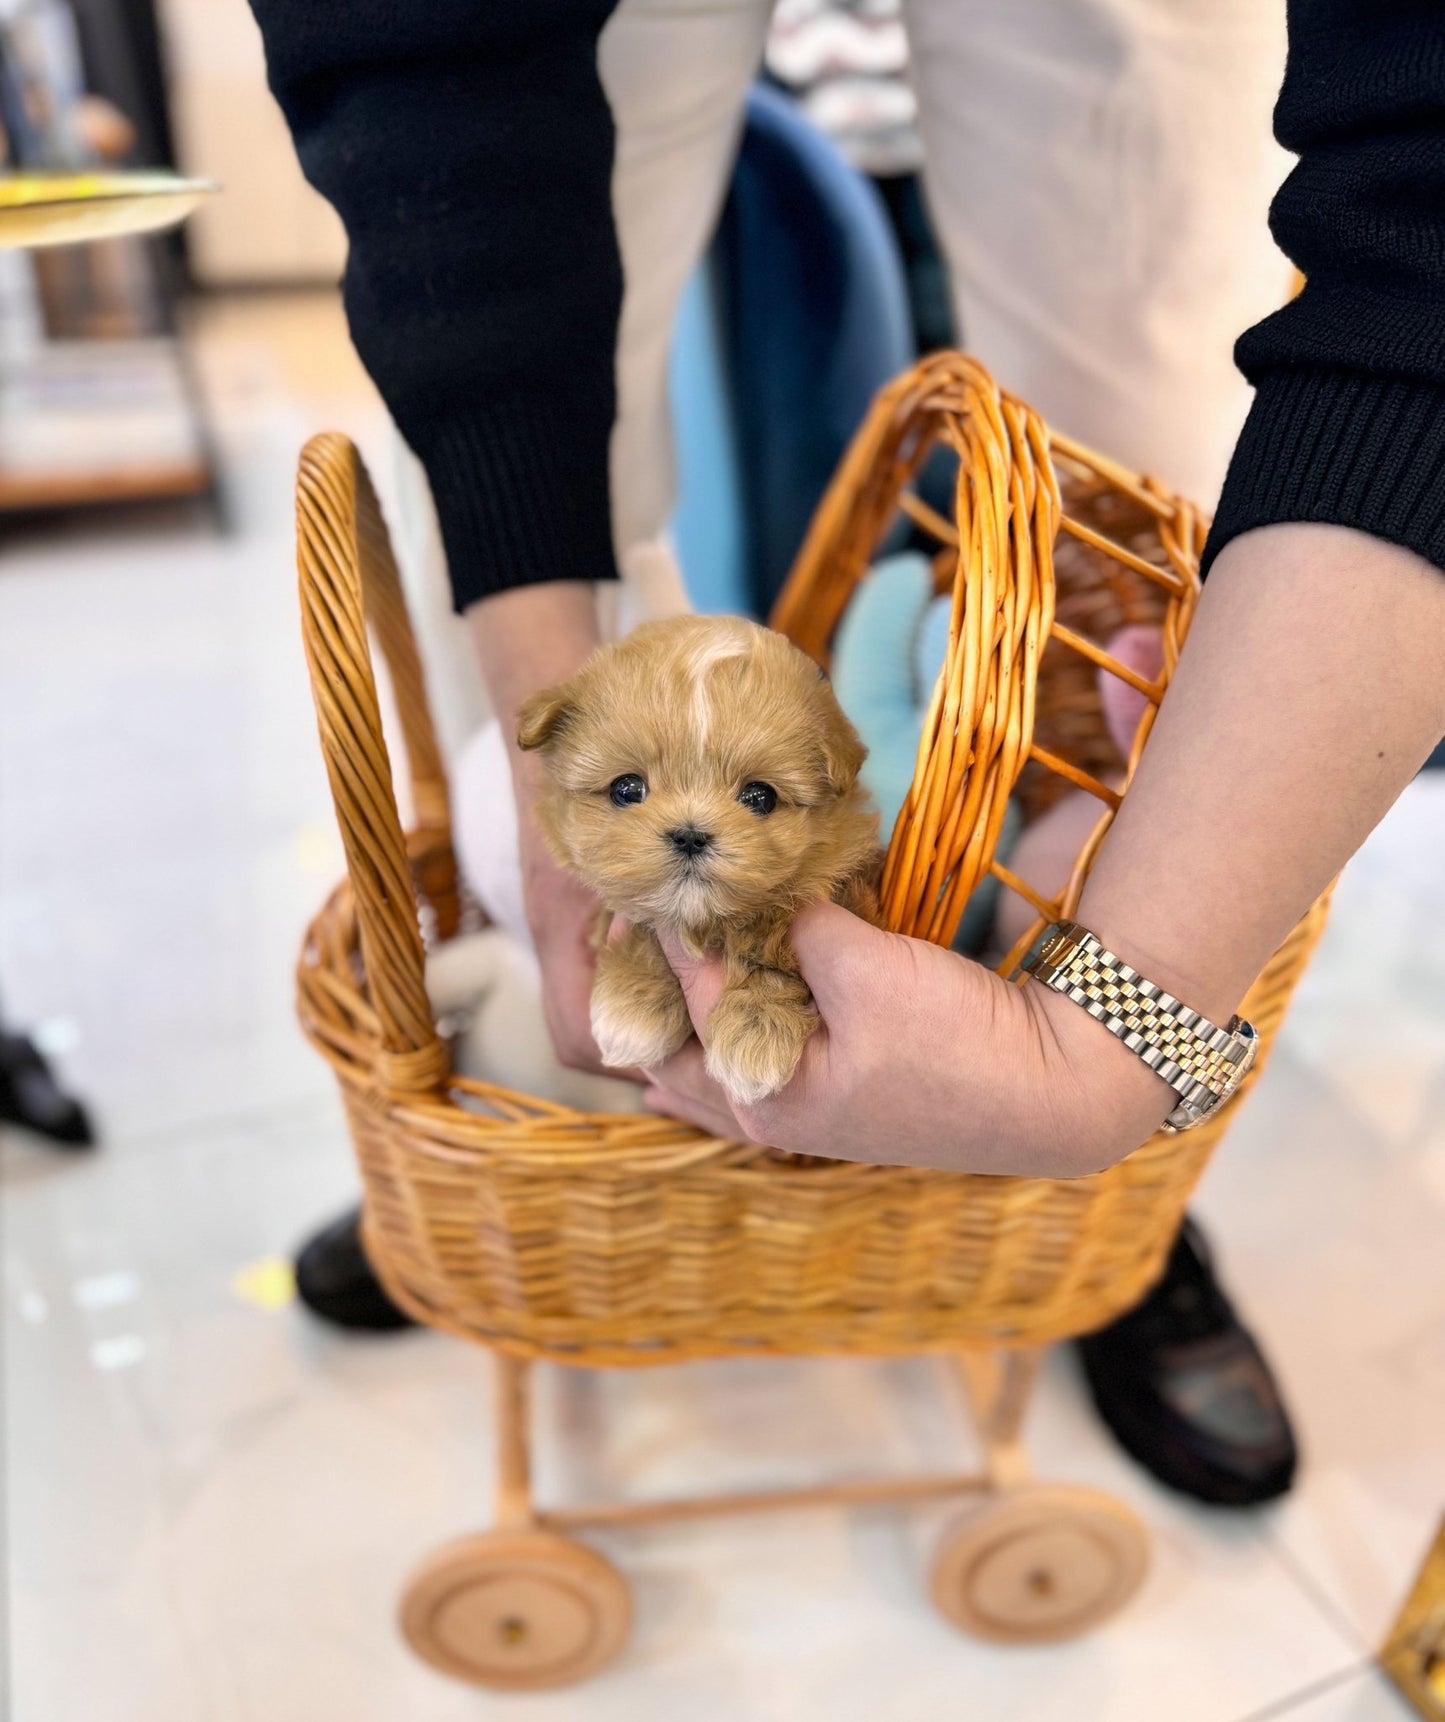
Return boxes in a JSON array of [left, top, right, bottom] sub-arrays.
[[667, 824, 712, 857]]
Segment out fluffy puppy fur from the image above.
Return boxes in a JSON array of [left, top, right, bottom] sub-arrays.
[[517, 615, 883, 1105]]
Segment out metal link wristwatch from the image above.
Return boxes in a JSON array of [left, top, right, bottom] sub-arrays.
[[1020, 921, 1258, 1134]]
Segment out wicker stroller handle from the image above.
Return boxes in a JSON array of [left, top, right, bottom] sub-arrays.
[[772, 353, 1069, 946], [296, 432, 450, 1090]]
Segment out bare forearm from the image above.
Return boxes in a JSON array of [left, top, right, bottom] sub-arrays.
[[1079, 523, 1445, 1025], [466, 581, 613, 1072], [467, 581, 602, 790], [649, 522, 1445, 1174]]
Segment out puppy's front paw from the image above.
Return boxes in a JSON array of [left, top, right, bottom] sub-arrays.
[[704, 985, 816, 1106], [590, 988, 691, 1072]]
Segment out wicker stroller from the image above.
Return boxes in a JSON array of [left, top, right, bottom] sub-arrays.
[[295, 353, 1329, 1690]]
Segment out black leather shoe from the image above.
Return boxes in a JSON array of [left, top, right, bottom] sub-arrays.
[[1074, 1217, 1297, 1506], [0, 1030, 95, 1148], [294, 1206, 417, 1332]]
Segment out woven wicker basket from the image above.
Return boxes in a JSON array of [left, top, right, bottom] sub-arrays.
[[296, 351, 1328, 1370]]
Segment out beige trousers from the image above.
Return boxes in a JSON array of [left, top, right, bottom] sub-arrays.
[[401, 0, 1293, 774]]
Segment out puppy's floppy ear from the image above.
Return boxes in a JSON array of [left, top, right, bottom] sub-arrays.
[[516, 685, 576, 753], [817, 707, 867, 795]]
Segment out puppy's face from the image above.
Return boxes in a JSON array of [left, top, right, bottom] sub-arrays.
[[517, 617, 875, 930]]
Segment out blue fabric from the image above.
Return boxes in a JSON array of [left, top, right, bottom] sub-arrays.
[[669, 266, 751, 615], [709, 83, 914, 619], [832, 554, 1020, 955], [831, 553, 935, 837]]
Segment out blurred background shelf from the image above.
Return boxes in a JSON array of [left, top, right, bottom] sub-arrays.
[[0, 332, 209, 511], [0, 0, 219, 518]]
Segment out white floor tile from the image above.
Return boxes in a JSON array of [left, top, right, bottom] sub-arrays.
[[0, 304, 385, 1143], [1238, 1666, 1419, 1722], [1186, 782, 1445, 1655]]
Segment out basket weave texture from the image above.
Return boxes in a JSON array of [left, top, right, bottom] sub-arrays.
[[296, 353, 1328, 1366]]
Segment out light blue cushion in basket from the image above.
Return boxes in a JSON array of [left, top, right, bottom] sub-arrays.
[[831, 553, 1021, 955]]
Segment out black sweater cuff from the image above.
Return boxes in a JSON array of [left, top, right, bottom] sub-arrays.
[[1202, 369, 1445, 580], [414, 386, 620, 615]]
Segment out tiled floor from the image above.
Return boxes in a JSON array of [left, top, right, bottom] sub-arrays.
[[2, 293, 1441, 1721]]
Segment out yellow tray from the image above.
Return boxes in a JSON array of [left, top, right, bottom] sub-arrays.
[[0, 172, 216, 249]]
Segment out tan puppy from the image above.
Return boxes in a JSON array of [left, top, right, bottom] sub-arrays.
[[517, 615, 882, 1105]]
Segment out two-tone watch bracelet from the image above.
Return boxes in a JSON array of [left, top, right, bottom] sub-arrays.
[[1020, 921, 1258, 1133]]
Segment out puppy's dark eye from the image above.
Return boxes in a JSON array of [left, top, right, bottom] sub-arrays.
[[609, 773, 647, 807], [738, 781, 777, 816]]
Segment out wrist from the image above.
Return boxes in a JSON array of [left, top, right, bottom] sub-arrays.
[[1072, 523, 1445, 1045], [1025, 976, 1176, 1172], [467, 580, 601, 751], [1066, 893, 1248, 1030], [467, 581, 602, 821]]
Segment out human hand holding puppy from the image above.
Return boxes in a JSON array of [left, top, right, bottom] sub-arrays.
[[517, 615, 882, 1105], [515, 612, 1173, 1166], [644, 902, 1175, 1174]]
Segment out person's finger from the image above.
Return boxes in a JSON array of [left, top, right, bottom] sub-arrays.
[[659, 901, 897, 1041], [538, 931, 647, 1082], [1098, 624, 1164, 758], [545, 938, 598, 1061], [786, 899, 894, 1017], [642, 1039, 747, 1138], [655, 929, 729, 1039], [644, 1080, 743, 1138]]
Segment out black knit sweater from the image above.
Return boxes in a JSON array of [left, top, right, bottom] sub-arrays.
[[249, 0, 1445, 609]]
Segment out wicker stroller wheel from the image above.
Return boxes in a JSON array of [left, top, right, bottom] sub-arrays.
[[400, 1529, 632, 1690], [929, 1485, 1148, 1644]]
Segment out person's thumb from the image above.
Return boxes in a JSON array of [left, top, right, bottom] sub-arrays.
[[787, 899, 888, 1017], [655, 929, 728, 1041]]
